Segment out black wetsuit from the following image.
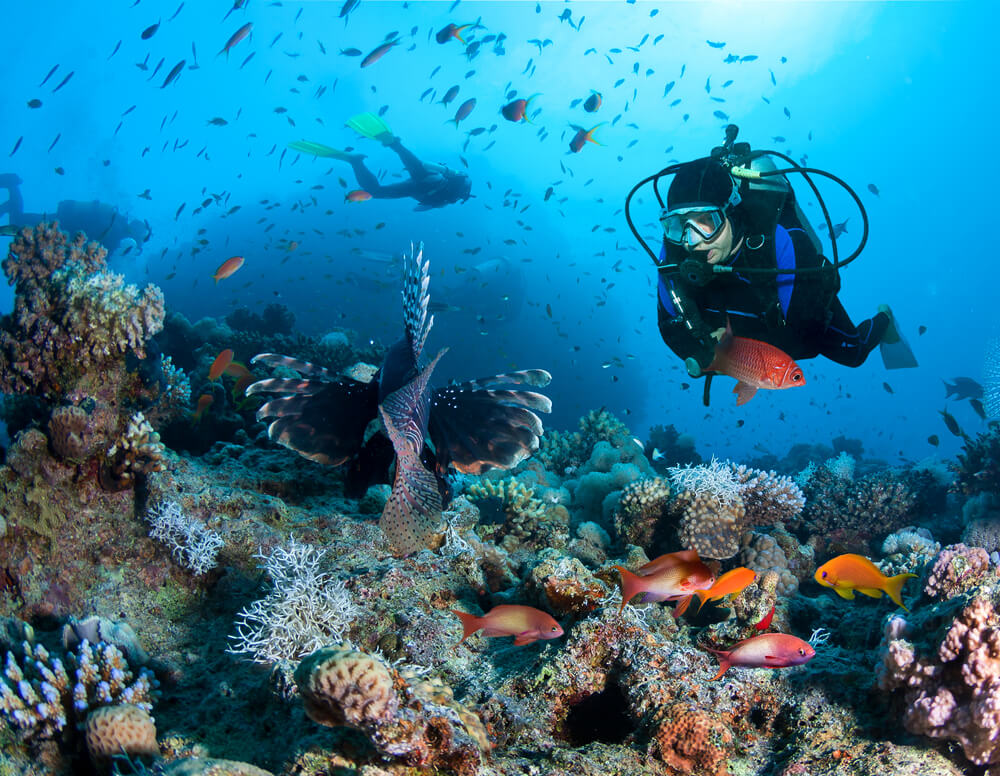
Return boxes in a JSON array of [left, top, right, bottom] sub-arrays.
[[657, 223, 889, 370], [348, 139, 469, 210]]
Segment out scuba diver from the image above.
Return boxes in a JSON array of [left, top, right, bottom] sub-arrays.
[[289, 112, 472, 211], [0, 173, 151, 254], [625, 126, 916, 388]]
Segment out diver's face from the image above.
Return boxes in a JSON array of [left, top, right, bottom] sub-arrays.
[[691, 216, 736, 265]]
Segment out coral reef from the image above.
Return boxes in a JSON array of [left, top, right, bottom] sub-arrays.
[[0, 636, 157, 742], [653, 703, 733, 776], [145, 500, 224, 576], [924, 544, 994, 600], [667, 459, 806, 560], [612, 476, 671, 549], [955, 424, 1000, 496], [84, 703, 159, 766], [99, 411, 168, 491], [295, 646, 489, 775], [466, 476, 557, 549], [878, 596, 1000, 765]]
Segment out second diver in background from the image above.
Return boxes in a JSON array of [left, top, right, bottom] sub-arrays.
[[289, 112, 472, 211]]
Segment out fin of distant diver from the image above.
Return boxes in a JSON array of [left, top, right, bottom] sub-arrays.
[[345, 111, 395, 144], [877, 304, 918, 369], [379, 349, 447, 556], [286, 140, 362, 160], [428, 369, 553, 475], [247, 355, 379, 466]]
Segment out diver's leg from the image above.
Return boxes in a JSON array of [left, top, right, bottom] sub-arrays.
[[815, 298, 890, 368], [347, 158, 419, 199], [385, 139, 430, 181], [0, 173, 24, 222]]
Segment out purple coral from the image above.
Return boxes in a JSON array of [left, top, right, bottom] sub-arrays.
[[878, 597, 1000, 765], [924, 544, 994, 600]]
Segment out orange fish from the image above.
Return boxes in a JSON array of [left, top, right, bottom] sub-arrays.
[[223, 360, 252, 379], [191, 393, 214, 422], [232, 373, 255, 400], [706, 633, 815, 680], [615, 558, 714, 617], [209, 349, 234, 380], [213, 255, 244, 283], [707, 323, 805, 405], [695, 567, 756, 610], [568, 123, 604, 153], [219, 22, 252, 58], [345, 190, 372, 203], [501, 94, 538, 123], [452, 605, 563, 646], [814, 554, 916, 611]]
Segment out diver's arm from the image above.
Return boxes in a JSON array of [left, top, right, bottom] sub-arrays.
[[656, 278, 718, 376]]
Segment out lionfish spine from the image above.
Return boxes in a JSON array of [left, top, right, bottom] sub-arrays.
[[402, 242, 433, 363]]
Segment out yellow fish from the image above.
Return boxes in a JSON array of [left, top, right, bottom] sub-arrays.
[[814, 553, 916, 611]]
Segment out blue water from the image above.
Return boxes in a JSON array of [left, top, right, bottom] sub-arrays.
[[2, 0, 993, 464]]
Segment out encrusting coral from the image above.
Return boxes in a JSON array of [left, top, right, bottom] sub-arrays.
[[84, 703, 159, 766]]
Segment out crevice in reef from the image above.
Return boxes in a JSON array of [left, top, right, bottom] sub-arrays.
[[564, 677, 635, 747]]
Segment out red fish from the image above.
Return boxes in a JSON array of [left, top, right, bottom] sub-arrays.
[[452, 605, 563, 646], [706, 633, 815, 680], [501, 94, 538, 123], [450, 98, 477, 127], [637, 549, 701, 576], [345, 189, 372, 203], [615, 558, 714, 617], [212, 255, 244, 282], [219, 22, 252, 58], [361, 40, 398, 68], [754, 604, 775, 631], [209, 349, 234, 380], [569, 123, 603, 153], [707, 323, 805, 405]]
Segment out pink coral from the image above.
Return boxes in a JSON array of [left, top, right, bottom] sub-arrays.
[[878, 597, 1000, 765]]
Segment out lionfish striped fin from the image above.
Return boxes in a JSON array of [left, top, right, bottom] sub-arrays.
[[454, 369, 553, 390], [402, 242, 433, 363], [249, 353, 334, 380]]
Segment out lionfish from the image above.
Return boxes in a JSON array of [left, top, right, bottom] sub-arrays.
[[246, 243, 552, 555]]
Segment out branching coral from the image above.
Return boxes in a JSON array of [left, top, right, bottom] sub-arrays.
[[878, 597, 1000, 765], [955, 425, 1000, 496], [99, 411, 168, 491], [537, 409, 633, 474], [467, 476, 559, 549], [0, 637, 157, 742], [667, 460, 806, 560], [0, 222, 164, 398]]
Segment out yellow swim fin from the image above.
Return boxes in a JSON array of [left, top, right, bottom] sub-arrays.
[[287, 140, 361, 160], [346, 112, 396, 145]]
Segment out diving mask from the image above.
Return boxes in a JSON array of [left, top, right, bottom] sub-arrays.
[[660, 204, 726, 247]]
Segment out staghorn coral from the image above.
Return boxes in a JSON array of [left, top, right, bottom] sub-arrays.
[[613, 477, 671, 549], [145, 500, 224, 576], [84, 703, 158, 766], [99, 411, 167, 491], [924, 544, 994, 600], [295, 646, 489, 775], [878, 597, 1000, 766], [0, 222, 164, 398], [653, 703, 733, 776], [0, 636, 157, 742]]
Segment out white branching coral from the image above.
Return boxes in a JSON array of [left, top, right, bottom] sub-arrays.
[[146, 500, 223, 575], [228, 539, 357, 684], [667, 457, 742, 507]]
